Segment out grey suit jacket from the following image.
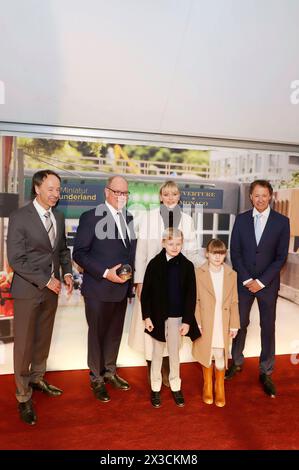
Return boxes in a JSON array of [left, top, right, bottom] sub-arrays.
[[7, 202, 72, 299]]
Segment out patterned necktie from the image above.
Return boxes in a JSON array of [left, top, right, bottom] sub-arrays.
[[117, 211, 130, 247], [254, 213, 263, 245], [44, 211, 56, 248]]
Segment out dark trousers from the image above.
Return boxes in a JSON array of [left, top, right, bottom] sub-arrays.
[[13, 289, 58, 403], [84, 296, 127, 384], [231, 287, 277, 375]]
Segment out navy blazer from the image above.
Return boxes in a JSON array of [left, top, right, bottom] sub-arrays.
[[141, 249, 201, 342], [230, 208, 290, 293], [73, 203, 136, 302]]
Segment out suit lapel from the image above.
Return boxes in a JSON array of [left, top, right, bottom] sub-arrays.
[[257, 209, 275, 247], [222, 264, 234, 304], [52, 210, 60, 251], [29, 203, 53, 249], [248, 209, 257, 247], [200, 263, 215, 298]]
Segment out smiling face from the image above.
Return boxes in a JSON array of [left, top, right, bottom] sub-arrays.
[[104, 176, 129, 210], [163, 236, 183, 257], [250, 184, 272, 213], [160, 185, 180, 208], [35, 174, 61, 209]]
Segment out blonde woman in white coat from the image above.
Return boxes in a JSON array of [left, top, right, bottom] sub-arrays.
[[128, 180, 201, 385]]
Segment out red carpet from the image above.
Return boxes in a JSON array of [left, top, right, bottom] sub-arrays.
[[0, 355, 298, 450]]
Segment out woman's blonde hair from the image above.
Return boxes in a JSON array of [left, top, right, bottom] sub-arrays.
[[159, 180, 180, 201]]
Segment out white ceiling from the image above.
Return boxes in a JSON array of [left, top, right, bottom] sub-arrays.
[[0, 0, 299, 144]]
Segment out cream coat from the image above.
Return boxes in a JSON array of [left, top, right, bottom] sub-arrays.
[[128, 207, 203, 356], [134, 207, 201, 283], [192, 262, 240, 368]]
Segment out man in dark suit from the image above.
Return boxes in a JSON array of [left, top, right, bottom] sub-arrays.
[[73, 175, 136, 403], [226, 180, 290, 397], [7, 170, 73, 425]]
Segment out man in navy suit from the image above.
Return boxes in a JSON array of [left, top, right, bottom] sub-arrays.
[[73, 176, 136, 402], [226, 180, 290, 397]]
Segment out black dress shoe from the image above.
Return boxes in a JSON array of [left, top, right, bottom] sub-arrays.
[[91, 382, 111, 402], [18, 399, 37, 425], [151, 391, 161, 408], [172, 390, 185, 407], [105, 374, 131, 390], [259, 374, 276, 398], [225, 363, 242, 380], [29, 379, 63, 396]]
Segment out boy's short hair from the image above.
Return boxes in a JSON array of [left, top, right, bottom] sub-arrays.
[[206, 238, 227, 254], [162, 227, 184, 241]]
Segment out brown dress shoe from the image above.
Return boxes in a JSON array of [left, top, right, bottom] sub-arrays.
[[18, 399, 37, 425], [30, 379, 63, 396]]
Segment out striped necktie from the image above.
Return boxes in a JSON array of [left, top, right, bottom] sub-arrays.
[[44, 211, 56, 248]]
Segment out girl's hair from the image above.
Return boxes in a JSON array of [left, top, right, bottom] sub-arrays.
[[159, 180, 180, 199], [206, 238, 227, 254], [162, 227, 184, 241]]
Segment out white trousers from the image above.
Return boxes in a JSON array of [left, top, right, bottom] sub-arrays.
[[151, 317, 182, 392], [210, 347, 225, 370]]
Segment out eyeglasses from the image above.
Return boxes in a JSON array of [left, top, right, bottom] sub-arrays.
[[106, 187, 130, 197]]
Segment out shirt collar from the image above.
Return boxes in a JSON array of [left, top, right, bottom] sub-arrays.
[[166, 253, 174, 261], [33, 198, 52, 217], [252, 205, 270, 218], [105, 200, 122, 217]]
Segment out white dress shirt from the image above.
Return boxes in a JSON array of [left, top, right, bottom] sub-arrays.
[[33, 198, 57, 236], [103, 201, 130, 278], [33, 198, 72, 283]]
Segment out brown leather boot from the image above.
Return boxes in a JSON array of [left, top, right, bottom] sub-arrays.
[[202, 365, 213, 404], [215, 368, 226, 407]]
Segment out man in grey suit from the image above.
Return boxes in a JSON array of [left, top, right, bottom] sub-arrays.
[[7, 169, 73, 425]]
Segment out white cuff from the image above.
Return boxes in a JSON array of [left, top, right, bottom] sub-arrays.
[[256, 279, 265, 289], [243, 278, 253, 285], [103, 268, 109, 278]]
